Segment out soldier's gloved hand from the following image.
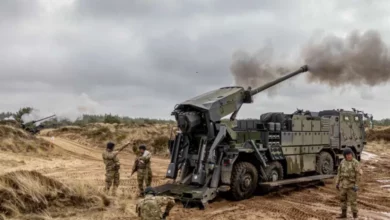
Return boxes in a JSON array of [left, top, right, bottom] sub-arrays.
[[162, 211, 169, 219], [336, 184, 339, 190], [353, 185, 358, 192]]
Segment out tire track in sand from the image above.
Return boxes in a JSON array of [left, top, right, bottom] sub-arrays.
[[36, 136, 390, 220], [39, 136, 170, 198]]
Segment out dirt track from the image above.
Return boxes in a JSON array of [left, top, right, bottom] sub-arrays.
[[1, 137, 390, 220]]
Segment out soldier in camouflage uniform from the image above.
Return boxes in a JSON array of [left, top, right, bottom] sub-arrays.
[[335, 147, 363, 219], [136, 186, 175, 220], [102, 141, 130, 196], [135, 145, 153, 197]]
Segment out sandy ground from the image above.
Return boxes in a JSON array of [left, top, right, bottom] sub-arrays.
[[1, 137, 390, 220]]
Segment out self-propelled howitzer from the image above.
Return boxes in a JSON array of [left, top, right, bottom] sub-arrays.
[[22, 115, 56, 135], [155, 65, 323, 208]]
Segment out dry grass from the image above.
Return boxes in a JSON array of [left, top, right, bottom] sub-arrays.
[[43, 123, 175, 155], [0, 170, 110, 219], [365, 140, 390, 155], [153, 135, 170, 154], [0, 125, 52, 153], [366, 127, 390, 142], [0, 120, 20, 127]]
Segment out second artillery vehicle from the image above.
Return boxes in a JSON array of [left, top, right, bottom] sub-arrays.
[[21, 115, 56, 135], [154, 65, 368, 208]]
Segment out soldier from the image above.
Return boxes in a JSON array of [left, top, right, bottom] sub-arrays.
[[133, 145, 153, 197], [136, 186, 175, 220], [102, 141, 130, 196], [335, 147, 363, 219]]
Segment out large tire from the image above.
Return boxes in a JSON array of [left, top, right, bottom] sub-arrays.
[[265, 161, 284, 181], [316, 151, 334, 175], [230, 162, 258, 201]]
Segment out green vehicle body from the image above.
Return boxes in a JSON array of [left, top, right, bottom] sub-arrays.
[[156, 65, 371, 208]]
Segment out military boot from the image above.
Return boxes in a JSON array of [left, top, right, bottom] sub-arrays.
[[353, 212, 358, 219], [336, 209, 347, 218]]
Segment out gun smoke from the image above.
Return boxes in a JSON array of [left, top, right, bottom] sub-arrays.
[[4, 116, 15, 121], [21, 93, 99, 124], [231, 29, 390, 90], [230, 44, 290, 96], [21, 110, 45, 125], [303, 30, 390, 86]]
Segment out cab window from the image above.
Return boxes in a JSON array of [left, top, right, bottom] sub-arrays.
[[343, 115, 350, 121], [354, 116, 360, 121]]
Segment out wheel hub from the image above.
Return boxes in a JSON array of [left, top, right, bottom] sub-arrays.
[[240, 174, 252, 191], [271, 170, 279, 181], [322, 160, 330, 173]]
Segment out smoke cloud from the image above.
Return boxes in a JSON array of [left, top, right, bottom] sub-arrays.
[[21, 109, 47, 125], [230, 44, 291, 96], [4, 116, 15, 121], [21, 93, 99, 124], [58, 93, 99, 122], [302, 30, 390, 87], [231, 29, 390, 91]]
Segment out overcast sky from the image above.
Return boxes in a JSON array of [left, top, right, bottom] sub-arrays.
[[1, 0, 390, 120]]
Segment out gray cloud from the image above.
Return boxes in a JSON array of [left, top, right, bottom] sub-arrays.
[[1, 0, 390, 119], [0, 0, 42, 22]]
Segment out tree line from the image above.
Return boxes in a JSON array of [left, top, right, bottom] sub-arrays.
[[0, 107, 175, 128], [1, 107, 389, 127]]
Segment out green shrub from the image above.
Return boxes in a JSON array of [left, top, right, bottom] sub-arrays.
[[115, 133, 127, 143], [153, 136, 170, 153], [84, 127, 113, 141], [104, 114, 121, 124]]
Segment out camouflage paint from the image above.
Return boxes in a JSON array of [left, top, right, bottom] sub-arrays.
[[339, 112, 365, 153]]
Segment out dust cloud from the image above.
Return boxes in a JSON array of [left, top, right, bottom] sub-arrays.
[[231, 29, 390, 90], [303, 29, 390, 87]]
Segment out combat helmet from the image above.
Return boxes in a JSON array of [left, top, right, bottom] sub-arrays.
[[343, 147, 353, 157], [144, 186, 156, 196], [107, 142, 115, 150]]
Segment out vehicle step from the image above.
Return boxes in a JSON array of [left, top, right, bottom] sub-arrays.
[[259, 174, 335, 187]]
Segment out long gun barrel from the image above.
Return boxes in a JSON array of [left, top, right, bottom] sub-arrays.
[[249, 65, 309, 96], [30, 115, 56, 124]]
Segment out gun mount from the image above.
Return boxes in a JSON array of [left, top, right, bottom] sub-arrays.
[[22, 114, 56, 135], [171, 65, 309, 135]]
